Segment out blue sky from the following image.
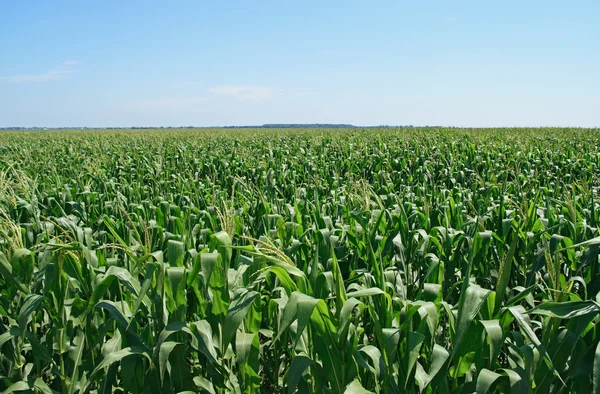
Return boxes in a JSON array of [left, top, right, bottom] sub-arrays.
[[1, 1, 598, 127]]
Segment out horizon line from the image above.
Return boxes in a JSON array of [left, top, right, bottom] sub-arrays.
[[2, 124, 600, 130]]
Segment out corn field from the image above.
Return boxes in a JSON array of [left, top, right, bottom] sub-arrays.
[[1, 127, 600, 393]]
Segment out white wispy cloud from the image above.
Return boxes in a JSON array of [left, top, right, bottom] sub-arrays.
[[128, 96, 212, 112], [206, 85, 276, 100], [129, 85, 308, 112], [0, 61, 80, 84], [291, 87, 314, 97]]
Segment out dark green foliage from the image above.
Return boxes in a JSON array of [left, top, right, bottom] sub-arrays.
[[0, 127, 599, 393]]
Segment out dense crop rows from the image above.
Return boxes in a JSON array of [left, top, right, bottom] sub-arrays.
[[1, 127, 600, 393]]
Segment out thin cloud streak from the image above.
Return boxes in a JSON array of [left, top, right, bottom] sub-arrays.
[[206, 85, 276, 100], [0, 61, 80, 84], [128, 96, 212, 112], [290, 87, 315, 97], [128, 85, 311, 113]]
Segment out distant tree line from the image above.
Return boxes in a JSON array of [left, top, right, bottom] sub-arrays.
[[0, 124, 437, 130]]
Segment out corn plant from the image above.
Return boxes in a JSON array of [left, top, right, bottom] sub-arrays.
[[1, 127, 600, 393]]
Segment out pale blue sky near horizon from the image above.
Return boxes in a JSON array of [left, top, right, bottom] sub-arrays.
[[0, 1, 598, 128]]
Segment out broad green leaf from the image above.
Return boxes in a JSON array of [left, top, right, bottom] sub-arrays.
[[276, 291, 320, 345], [480, 320, 503, 368], [495, 232, 518, 313], [87, 266, 142, 314], [68, 330, 86, 394], [339, 298, 364, 339], [18, 294, 44, 334], [10, 248, 35, 285], [0, 251, 29, 293], [1, 381, 31, 393], [594, 340, 600, 394], [82, 346, 151, 393], [353, 345, 385, 382], [165, 266, 187, 320], [235, 331, 260, 393], [529, 300, 600, 319], [190, 320, 220, 363], [311, 300, 344, 393], [121, 354, 145, 393], [406, 332, 425, 386], [476, 368, 503, 394], [508, 306, 566, 388], [102, 330, 122, 358], [344, 379, 373, 394], [345, 288, 384, 298], [128, 261, 159, 326], [167, 239, 185, 267], [158, 341, 185, 383], [286, 354, 313, 394], [95, 300, 144, 347], [501, 368, 528, 394], [222, 290, 259, 350], [453, 284, 491, 356], [212, 230, 233, 266]]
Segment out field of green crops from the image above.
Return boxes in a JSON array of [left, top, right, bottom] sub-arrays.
[[1, 127, 600, 393]]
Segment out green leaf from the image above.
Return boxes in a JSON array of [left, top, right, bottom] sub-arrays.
[[87, 266, 142, 314], [476, 368, 503, 394], [200, 252, 220, 288], [419, 344, 450, 390], [168, 344, 195, 392], [187, 250, 203, 287], [501, 368, 528, 394], [128, 261, 159, 326], [344, 379, 373, 394], [406, 332, 425, 386], [243, 249, 305, 277], [529, 300, 600, 319], [331, 243, 347, 318], [453, 284, 491, 356], [190, 320, 218, 359], [276, 291, 320, 344], [82, 346, 151, 393], [354, 345, 385, 381], [0, 251, 29, 293], [345, 288, 384, 298], [167, 239, 185, 267], [211, 230, 232, 266], [165, 266, 187, 320], [1, 381, 31, 394], [95, 300, 143, 347], [193, 376, 215, 393], [236, 331, 260, 393], [594, 340, 600, 394], [235, 331, 258, 367], [121, 354, 145, 393], [158, 341, 185, 384], [339, 298, 364, 340], [18, 294, 44, 334], [153, 321, 194, 363], [10, 248, 35, 285], [102, 330, 122, 358], [222, 290, 259, 350], [310, 300, 344, 393], [495, 232, 518, 313], [286, 354, 314, 394], [262, 265, 298, 296], [508, 306, 566, 387], [68, 330, 86, 394], [561, 236, 600, 251], [479, 320, 503, 368]]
